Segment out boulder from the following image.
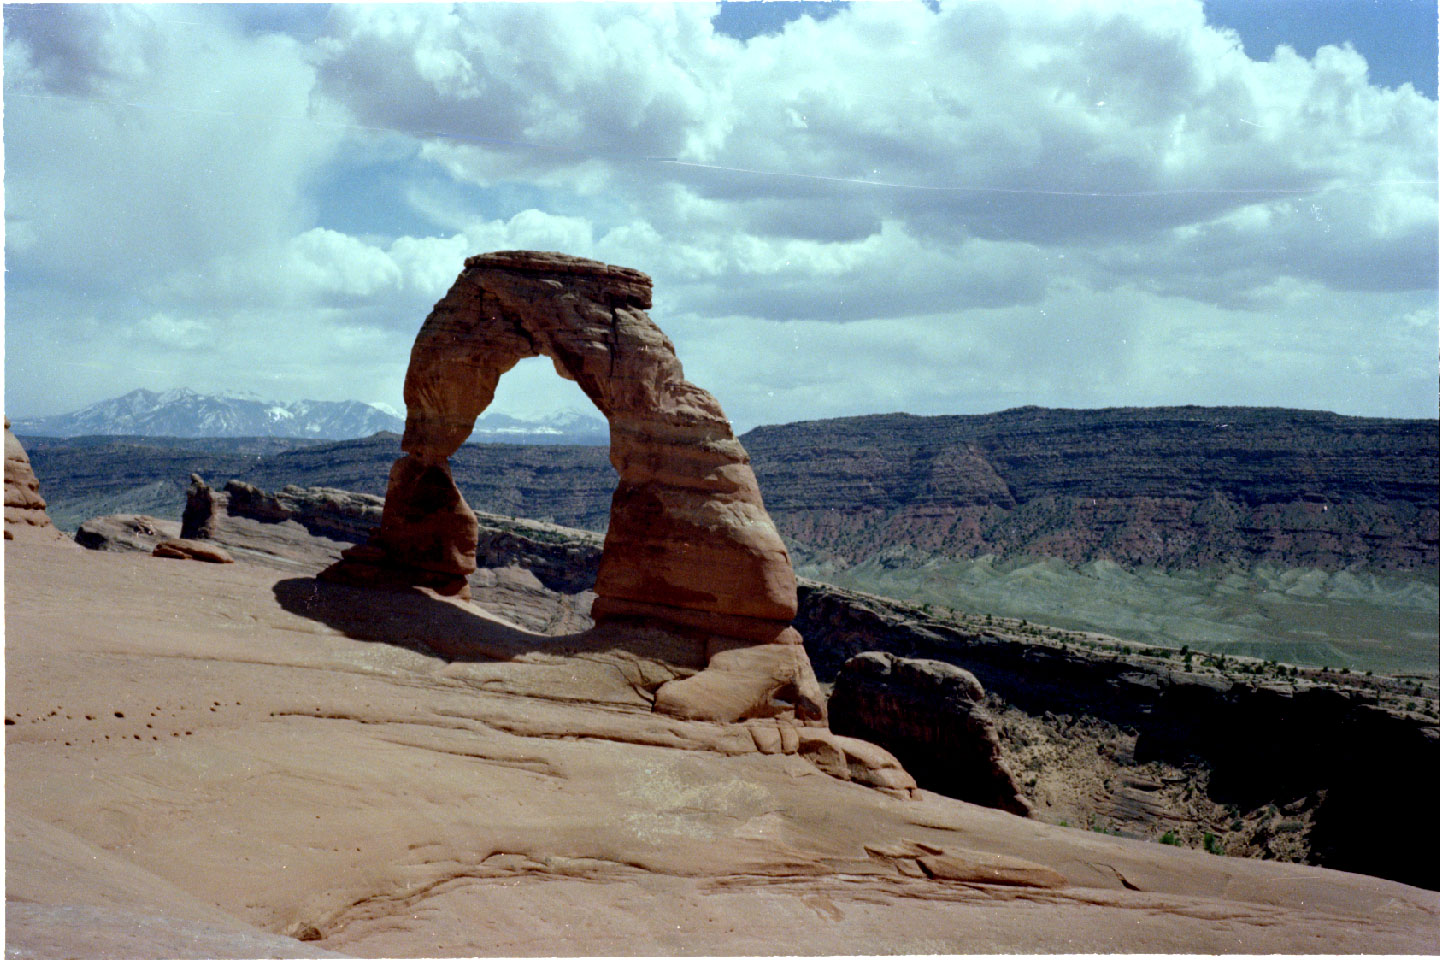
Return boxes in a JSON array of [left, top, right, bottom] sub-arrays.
[[151, 539, 235, 564], [4, 418, 72, 544], [828, 651, 1032, 816], [75, 515, 181, 553], [653, 644, 826, 724]]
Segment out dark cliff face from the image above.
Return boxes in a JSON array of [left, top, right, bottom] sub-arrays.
[[828, 651, 1032, 817], [742, 406, 1438, 570], [795, 579, 1440, 892]]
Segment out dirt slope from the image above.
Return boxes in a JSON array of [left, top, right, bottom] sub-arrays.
[[6, 536, 1439, 956]]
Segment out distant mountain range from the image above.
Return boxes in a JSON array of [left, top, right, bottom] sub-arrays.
[[10, 388, 609, 445], [467, 410, 608, 445], [22, 403, 1437, 573]]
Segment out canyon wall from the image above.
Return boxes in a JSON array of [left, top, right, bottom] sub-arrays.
[[23, 406, 1437, 572], [745, 407, 1438, 570]]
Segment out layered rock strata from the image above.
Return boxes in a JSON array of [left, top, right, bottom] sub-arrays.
[[322, 252, 808, 697], [5, 418, 71, 544], [745, 407, 1439, 571]]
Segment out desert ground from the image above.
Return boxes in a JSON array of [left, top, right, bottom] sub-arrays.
[[6, 527, 1439, 957]]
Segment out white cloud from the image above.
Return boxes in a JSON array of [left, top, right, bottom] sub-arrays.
[[3, 0, 1435, 424], [285, 228, 404, 299], [4, 6, 338, 279], [312, 4, 733, 163], [127, 313, 212, 352]]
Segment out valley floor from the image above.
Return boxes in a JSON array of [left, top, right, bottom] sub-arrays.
[[809, 555, 1440, 677], [6, 537, 1440, 956]]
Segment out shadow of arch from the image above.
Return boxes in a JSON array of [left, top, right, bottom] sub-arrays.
[[272, 576, 709, 671]]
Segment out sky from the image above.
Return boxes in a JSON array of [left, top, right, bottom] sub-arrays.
[[3, 0, 1437, 432]]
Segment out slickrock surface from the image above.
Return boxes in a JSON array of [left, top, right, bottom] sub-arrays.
[[88, 477, 1439, 888], [829, 651, 1032, 817], [8, 532, 1440, 957], [324, 251, 816, 722], [93, 476, 1439, 882], [4, 417, 72, 544]]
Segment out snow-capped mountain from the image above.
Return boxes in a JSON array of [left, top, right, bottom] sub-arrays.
[[10, 389, 610, 444], [10, 389, 406, 440], [468, 409, 609, 445]]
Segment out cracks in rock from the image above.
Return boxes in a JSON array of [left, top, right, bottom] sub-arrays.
[[607, 306, 620, 384], [315, 852, 655, 943], [267, 709, 484, 734], [371, 735, 562, 779], [1089, 860, 1142, 891]]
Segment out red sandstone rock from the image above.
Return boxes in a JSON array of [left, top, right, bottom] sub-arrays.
[[653, 644, 826, 724], [4, 418, 72, 545], [152, 539, 235, 564], [916, 852, 1068, 889], [327, 251, 801, 662]]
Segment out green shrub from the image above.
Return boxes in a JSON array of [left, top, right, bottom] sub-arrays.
[[1203, 832, 1224, 855], [1159, 831, 1180, 846]]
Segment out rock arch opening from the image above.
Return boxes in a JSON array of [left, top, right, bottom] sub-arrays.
[[325, 251, 806, 658], [482, 355, 601, 431]]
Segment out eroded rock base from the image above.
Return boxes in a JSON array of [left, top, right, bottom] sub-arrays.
[[5, 418, 73, 545]]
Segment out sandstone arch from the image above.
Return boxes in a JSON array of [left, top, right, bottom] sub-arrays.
[[327, 252, 811, 699]]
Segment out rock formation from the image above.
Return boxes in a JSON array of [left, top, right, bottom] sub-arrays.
[[10, 485, 1440, 956], [323, 251, 815, 718], [5, 418, 71, 544], [829, 651, 1032, 817], [797, 579, 1440, 891], [75, 515, 182, 553], [744, 407, 1439, 571], [184, 476, 385, 545], [151, 539, 235, 563]]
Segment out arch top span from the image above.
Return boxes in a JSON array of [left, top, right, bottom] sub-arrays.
[[325, 252, 808, 684]]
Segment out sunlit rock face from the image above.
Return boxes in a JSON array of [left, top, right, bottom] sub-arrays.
[[327, 251, 804, 653], [4, 418, 72, 545]]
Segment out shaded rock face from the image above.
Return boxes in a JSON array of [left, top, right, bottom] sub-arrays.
[[184, 476, 385, 545], [798, 580, 1440, 891], [75, 515, 182, 553], [4, 418, 71, 544], [829, 651, 1032, 817], [326, 251, 801, 649]]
